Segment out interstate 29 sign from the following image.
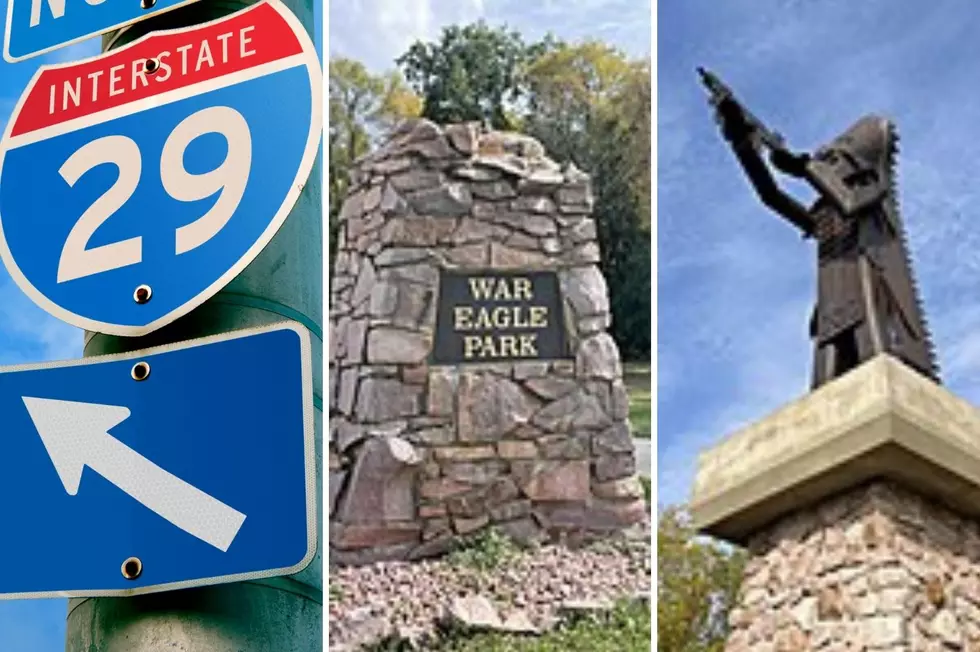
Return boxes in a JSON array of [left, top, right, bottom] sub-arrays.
[[0, 0, 322, 337]]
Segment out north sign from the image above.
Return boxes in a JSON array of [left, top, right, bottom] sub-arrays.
[[4, 0, 203, 63], [0, 0, 322, 336], [0, 321, 315, 598]]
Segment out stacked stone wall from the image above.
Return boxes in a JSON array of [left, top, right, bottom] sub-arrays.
[[728, 481, 980, 650], [328, 119, 646, 565]]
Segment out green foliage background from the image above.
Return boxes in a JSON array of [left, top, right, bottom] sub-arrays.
[[657, 507, 745, 651]]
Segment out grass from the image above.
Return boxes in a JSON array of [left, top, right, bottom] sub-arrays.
[[639, 476, 651, 506], [447, 527, 521, 573], [415, 521, 651, 651], [424, 599, 651, 651], [364, 601, 651, 651], [623, 362, 651, 439]]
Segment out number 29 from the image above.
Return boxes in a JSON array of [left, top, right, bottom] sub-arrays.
[[57, 105, 253, 283]]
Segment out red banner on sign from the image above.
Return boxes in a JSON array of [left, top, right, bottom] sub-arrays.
[[10, 1, 304, 137]]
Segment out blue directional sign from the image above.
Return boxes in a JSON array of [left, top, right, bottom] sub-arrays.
[[0, 321, 315, 598], [4, 0, 202, 63], [0, 0, 322, 337]]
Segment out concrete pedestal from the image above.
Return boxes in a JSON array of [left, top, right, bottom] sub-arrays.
[[691, 355, 980, 650]]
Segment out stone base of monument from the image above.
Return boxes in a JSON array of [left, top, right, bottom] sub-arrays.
[[328, 119, 647, 566], [691, 354, 980, 648]]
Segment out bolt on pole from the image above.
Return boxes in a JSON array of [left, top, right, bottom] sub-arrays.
[[63, 0, 324, 650]]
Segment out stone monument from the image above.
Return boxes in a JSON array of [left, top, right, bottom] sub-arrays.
[[328, 119, 646, 565]]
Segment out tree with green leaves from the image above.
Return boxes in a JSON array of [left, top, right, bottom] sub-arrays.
[[658, 506, 745, 651], [522, 42, 651, 358], [328, 58, 421, 266], [523, 41, 635, 140], [397, 22, 550, 129]]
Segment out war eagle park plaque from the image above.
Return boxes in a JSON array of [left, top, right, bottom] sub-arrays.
[[432, 270, 571, 364]]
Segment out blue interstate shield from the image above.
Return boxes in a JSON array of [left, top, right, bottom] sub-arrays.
[[0, 1, 322, 337]]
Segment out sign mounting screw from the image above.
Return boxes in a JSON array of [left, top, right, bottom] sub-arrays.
[[121, 557, 142, 580], [131, 362, 150, 381], [140, 0, 155, 9], [134, 285, 152, 304], [145, 58, 160, 74]]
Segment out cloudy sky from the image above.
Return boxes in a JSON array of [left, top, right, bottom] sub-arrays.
[[0, 2, 321, 648], [659, 1, 980, 507], [329, 0, 651, 73]]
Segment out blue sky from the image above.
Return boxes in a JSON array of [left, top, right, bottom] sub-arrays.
[[659, 1, 980, 507], [329, 0, 650, 72], [0, 1, 321, 649], [0, 32, 96, 652]]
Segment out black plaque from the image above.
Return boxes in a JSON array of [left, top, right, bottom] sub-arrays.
[[432, 270, 571, 364]]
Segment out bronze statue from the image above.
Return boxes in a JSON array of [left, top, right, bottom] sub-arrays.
[[698, 68, 940, 389]]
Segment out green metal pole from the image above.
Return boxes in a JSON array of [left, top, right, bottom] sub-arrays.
[[64, 1, 323, 650]]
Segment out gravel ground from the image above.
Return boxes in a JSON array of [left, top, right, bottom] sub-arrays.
[[328, 525, 651, 650]]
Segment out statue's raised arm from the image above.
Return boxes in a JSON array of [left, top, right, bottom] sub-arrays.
[[698, 67, 815, 236]]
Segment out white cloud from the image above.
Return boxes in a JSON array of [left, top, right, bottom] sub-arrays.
[[0, 281, 80, 365], [39, 38, 100, 65], [330, 0, 486, 71], [659, 290, 812, 507], [484, 0, 650, 55], [329, 0, 649, 72]]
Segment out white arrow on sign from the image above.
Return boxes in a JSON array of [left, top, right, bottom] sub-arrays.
[[22, 397, 246, 552]]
